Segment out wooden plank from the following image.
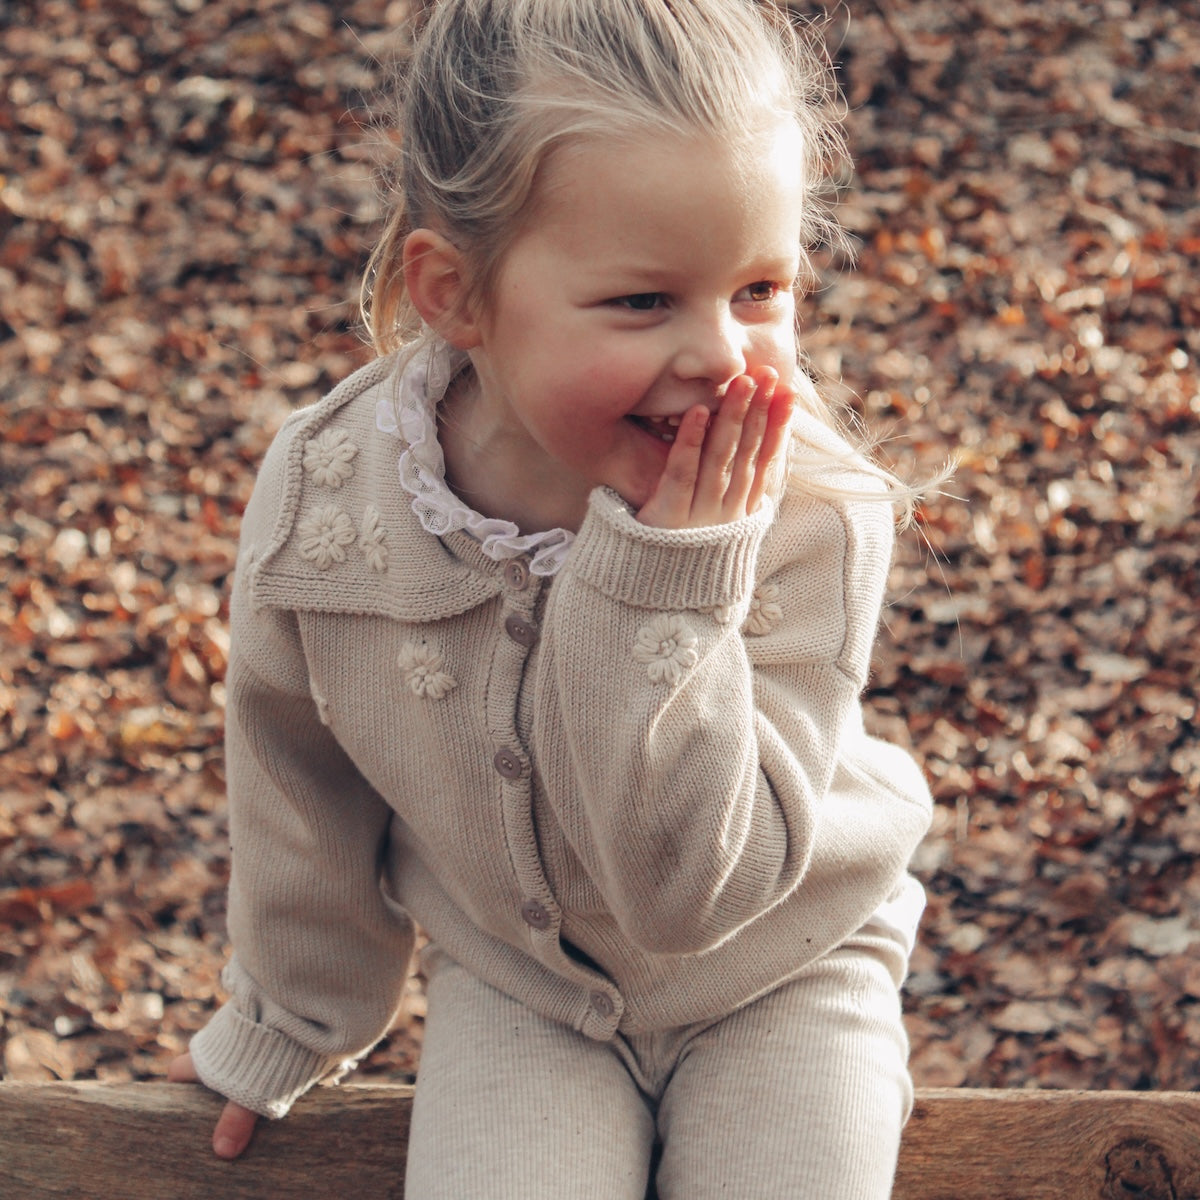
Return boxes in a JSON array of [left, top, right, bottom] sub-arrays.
[[1, 1083, 1198, 1199], [893, 1088, 1200, 1200], [0, 1081, 411, 1200]]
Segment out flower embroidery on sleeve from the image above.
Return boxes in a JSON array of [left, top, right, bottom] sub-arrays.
[[297, 505, 356, 569], [398, 641, 457, 700], [633, 614, 699, 686], [303, 428, 358, 489], [360, 504, 388, 573], [744, 581, 782, 636]]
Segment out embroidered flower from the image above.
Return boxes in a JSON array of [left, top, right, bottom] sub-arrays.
[[744, 581, 782, 636], [359, 505, 388, 573], [303, 428, 358, 489], [633, 614, 699, 686], [297, 505, 356, 569], [398, 641, 457, 700]]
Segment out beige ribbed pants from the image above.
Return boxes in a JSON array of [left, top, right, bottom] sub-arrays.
[[404, 935, 913, 1199]]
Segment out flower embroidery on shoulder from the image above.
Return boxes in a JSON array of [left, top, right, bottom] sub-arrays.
[[297, 505, 356, 569], [398, 641, 457, 700], [359, 505, 388, 573], [633, 614, 699, 686], [744, 581, 783, 636], [303, 427, 358, 489]]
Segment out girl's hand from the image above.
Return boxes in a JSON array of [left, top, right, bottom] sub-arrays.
[[636, 368, 794, 529], [168, 1052, 260, 1160]]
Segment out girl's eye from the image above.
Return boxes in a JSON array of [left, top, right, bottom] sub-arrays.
[[742, 281, 780, 303], [614, 293, 664, 312]]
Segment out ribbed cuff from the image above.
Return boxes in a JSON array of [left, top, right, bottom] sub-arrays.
[[568, 488, 772, 610], [188, 1003, 342, 1120]]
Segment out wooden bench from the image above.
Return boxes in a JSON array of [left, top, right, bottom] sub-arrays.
[[2, 1082, 1198, 1198]]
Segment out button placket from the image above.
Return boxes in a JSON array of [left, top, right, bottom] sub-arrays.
[[520, 899, 551, 930], [589, 990, 616, 1019], [488, 558, 554, 963], [503, 558, 530, 591], [492, 747, 523, 779], [504, 613, 538, 648]]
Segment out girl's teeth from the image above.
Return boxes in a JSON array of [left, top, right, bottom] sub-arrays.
[[633, 415, 680, 442]]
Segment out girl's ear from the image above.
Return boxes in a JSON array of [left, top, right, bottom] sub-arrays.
[[403, 229, 481, 349]]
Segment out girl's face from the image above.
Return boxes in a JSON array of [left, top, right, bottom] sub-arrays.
[[457, 118, 808, 528]]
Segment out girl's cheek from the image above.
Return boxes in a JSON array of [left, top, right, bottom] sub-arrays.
[[755, 329, 797, 382]]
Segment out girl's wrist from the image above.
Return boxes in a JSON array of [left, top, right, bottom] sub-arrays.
[[566, 486, 771, 612]]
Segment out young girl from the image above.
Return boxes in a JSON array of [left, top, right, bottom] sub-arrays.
[[169, 1, 934, 1195]]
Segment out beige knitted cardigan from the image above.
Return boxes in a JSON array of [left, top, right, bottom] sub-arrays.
[[189, 350, 933, 1118]]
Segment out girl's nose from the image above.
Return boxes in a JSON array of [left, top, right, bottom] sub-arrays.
[[673, 309, 746, 390]]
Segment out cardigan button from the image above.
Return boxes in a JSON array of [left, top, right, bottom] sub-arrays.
[[493, 747, 523, 779], [589, 990, 615, 1019], [503, 558, 530, 590], [521, 900, 551, 930], [504, 614, 538, 648]]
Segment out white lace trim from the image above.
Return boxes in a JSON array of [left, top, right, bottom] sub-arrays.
[[377, 340, 575, 577]]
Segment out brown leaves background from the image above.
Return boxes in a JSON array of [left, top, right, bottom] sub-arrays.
[[2, 0, 1198, 1091]]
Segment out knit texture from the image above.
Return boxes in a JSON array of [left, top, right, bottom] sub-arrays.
[[187, 352, 933, 1117]]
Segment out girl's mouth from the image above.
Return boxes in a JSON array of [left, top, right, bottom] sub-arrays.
[[629, 414, 682, 443]]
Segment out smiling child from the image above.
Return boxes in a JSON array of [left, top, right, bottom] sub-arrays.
[[170, 3, 934, 1196]]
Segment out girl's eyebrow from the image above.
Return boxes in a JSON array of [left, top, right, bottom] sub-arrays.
[[594, 265, 675, 287], [589, 262, 800, 294], [569, 259, 679, 293]]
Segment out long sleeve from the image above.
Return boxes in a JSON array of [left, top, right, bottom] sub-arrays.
[[532, 484, 909, 957], [188, 441, 415, 1119]]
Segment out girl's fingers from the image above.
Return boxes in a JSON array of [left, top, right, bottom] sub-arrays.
[[636, 370, 792, 528], [168, 1050, 260, 1160], [167, 1052, 198, 1083], [745, 380, 794, 514], [721, 370, 777, 511], [635, 404, 709, 527], [691, 375, 755, 511], [213, 1100, 260, 1160]]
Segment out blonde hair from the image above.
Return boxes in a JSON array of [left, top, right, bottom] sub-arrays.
[[361, 0, 939, 518], [363, 0, 844, 352]]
